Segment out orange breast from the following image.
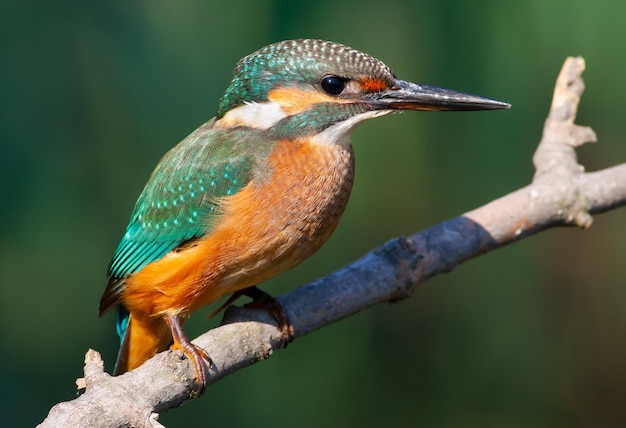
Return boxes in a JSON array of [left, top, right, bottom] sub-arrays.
[[121, 138, 355, 319]]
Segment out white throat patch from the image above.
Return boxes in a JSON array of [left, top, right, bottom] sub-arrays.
[[309, 110, 392, 147]]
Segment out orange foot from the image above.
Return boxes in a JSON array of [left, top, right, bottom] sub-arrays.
[[240, 286, 295, 347], [165, 314, 212, 395], [214, 286, 295, 347]]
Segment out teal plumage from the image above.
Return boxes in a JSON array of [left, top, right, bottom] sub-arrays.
[[100, 119, 276, 316], [99, 39, 509, 390], [216, 39, 394, 118]]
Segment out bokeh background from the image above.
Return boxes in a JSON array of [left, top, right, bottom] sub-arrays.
[[2, 1, 626, 426]]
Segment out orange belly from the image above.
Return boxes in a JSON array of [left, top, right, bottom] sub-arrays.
[[121, 138, 355, 320]]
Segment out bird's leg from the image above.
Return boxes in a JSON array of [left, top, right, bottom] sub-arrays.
[[164, 314, 211, 395], [209, 290, 245, 318], [210, 286, 294, 346], [240, 286, 295, 347]]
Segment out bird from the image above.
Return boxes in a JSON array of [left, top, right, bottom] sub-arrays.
[[99, 38, 509, 393]]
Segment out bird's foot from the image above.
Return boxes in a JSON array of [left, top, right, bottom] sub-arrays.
[[165, 314, 212, 396], [240, 286, 295, 347]]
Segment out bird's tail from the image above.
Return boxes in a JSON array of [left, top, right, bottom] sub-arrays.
[[114, 306, 173, 375]]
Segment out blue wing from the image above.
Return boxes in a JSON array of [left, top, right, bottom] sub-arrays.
[[99, 122, 258, 315]]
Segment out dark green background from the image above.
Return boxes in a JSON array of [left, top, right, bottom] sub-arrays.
[[3, 1, 626, 426]]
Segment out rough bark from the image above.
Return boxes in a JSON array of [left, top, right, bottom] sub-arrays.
[[39, 57, 626, 428]]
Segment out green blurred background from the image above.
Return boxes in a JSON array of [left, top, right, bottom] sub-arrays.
[[2, 1, 626, 426]]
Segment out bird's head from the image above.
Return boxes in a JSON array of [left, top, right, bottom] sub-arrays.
[[214, 39, 508, 144]]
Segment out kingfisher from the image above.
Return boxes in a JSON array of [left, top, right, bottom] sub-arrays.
[[99, 39, 508, 393]]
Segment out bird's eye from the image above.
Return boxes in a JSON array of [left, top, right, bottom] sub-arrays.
[[320, 75, 345, 95]]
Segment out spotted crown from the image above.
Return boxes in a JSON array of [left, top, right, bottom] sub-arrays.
[[216, 39, 396, 118]]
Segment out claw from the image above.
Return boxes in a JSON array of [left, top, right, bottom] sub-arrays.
[[240, 286, 295, 347], [165, 314, 212, 395], [211, 286, 295, 347]]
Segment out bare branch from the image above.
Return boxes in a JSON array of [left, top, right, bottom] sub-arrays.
[[39, 57, 626, 428]]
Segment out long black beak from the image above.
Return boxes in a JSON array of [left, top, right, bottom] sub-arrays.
[[368, 79, 510, 111]]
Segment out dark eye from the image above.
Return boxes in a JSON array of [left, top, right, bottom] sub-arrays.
[[320, 75, 345, 95]]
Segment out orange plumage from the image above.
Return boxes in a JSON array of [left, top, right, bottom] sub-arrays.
[[100, 39, 508, 390], [116, 138, 354, 373], [359, 77, 389, 92]]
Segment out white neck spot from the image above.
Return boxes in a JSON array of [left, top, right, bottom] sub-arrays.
[[215, 101, 287, 129]]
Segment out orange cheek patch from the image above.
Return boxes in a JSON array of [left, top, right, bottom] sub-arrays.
[[268, 87, 346, 115], [359, 77, 388, 92]]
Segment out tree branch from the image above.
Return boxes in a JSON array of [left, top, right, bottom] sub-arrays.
[[39, 57, 626, 428]]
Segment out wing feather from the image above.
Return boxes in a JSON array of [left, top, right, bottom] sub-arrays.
[[99, 122, 261, 315]]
